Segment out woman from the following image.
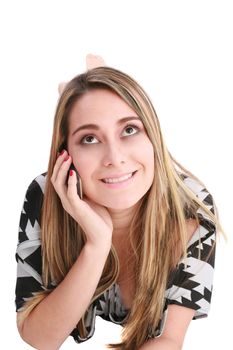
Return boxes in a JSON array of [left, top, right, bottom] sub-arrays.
[[15, 58, 222, 349]]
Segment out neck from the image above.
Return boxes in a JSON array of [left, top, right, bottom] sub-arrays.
[[108, 204, 137, 241]]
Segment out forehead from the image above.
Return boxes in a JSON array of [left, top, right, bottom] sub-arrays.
[[68, 88, 138, 128]]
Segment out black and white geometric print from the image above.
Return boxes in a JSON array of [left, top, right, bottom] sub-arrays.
[[15, 172, 217, 343], [15, 174, 46, 311], [163, 175, 216, 320]]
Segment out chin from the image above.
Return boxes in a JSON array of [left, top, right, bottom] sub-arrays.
[[100, 195, 143, 211]]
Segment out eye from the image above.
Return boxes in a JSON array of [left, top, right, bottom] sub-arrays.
[[80, 135, 99, 144], [122, 125, 140, 137], [79, 124, 140, 144]]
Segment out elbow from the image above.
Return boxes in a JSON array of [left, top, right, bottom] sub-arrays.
[[19, 333, 61, 350], [160, 336, 183, 350], [139, 337, 182, 350], [17, 317, 61, 350], [17, 320, 35, 349]]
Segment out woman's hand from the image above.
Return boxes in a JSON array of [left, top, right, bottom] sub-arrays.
[[51, 150, 113, 251]]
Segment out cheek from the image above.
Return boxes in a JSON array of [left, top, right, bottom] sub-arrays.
[[147, 144, 155, 167], [67, 141, 96, 180], [74, 159, 93, 179], [70, 150, 95, 179], [136, 139, 154, 167], [140, 141, 155, 183]]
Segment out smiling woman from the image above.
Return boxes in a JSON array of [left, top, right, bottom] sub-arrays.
[[67, 88, 154, 210], [15, 59, 224, 350]]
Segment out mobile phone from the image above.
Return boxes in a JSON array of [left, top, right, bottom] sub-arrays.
[[68, 163, 83, 199]]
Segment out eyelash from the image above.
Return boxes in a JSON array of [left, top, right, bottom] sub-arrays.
[[80, 124, 140, 145]]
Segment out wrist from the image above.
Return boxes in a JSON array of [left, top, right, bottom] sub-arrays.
[[84, 241, 111, 258]]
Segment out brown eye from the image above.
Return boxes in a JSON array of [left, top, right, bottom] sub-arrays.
[[80, 135, 99, 144], [122, 125, 139, 137]]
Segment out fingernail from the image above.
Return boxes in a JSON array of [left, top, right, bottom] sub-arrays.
[[64, 155, 70, 161], [69, 170, 73, 176], [60, 150, 66, 156]]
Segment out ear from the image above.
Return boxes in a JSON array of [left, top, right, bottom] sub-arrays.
[[86, 53, 106, 70]]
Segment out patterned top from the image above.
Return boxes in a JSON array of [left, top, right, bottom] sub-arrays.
[[15, 173, 216, 343]]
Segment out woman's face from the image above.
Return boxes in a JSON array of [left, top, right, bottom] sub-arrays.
[[67, 88, 154, 210]]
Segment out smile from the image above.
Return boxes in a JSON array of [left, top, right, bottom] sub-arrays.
[[101, 172, 135, 183], [100, 171, 138, 188]]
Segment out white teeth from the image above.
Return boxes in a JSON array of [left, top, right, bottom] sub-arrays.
[[103, 173, 133, 184]]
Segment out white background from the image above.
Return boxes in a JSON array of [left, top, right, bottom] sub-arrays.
[[0, 0, 232, 349]]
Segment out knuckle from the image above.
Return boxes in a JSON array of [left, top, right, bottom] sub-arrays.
[[52, 180, 58, 190], [56, 179, 63, 187]]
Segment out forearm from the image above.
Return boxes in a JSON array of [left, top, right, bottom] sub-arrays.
[[138, 337, 181, 350], [19, 243, 110, 349]]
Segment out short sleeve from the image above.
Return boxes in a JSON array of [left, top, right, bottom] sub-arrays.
[[15, 173, 47, 311], [15, 173, 97, 344], [165, 176, 217, 319]]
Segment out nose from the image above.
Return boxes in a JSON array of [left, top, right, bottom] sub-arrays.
[[102, 142, 126, 167]]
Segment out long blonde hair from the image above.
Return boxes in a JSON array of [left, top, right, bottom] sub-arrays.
[[19, 67, 223, 349]]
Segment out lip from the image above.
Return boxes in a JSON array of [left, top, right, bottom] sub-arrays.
[[99, 170, 138, 189]]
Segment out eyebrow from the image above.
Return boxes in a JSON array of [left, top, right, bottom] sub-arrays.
[[71, 116, 141, 136]]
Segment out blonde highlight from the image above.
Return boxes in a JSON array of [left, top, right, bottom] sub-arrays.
[[19, 67, 224, 349]]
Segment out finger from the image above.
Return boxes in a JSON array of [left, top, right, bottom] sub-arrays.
[[67, 168, 81, 203], [51, 150, 69, 183], [51, 153, 72, 198], [55, 155, 72, 189]]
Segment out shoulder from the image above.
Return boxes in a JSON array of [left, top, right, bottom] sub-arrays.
[[179, 173, 216, 253], [15, 173, 48, 311], [180, 173, 216, 230], [161, 174, 217, 321], [181, 174, 215, 212], [23, 172, 47, 213], [18, 172, 48, 246], [26, 172, 47, 195]]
